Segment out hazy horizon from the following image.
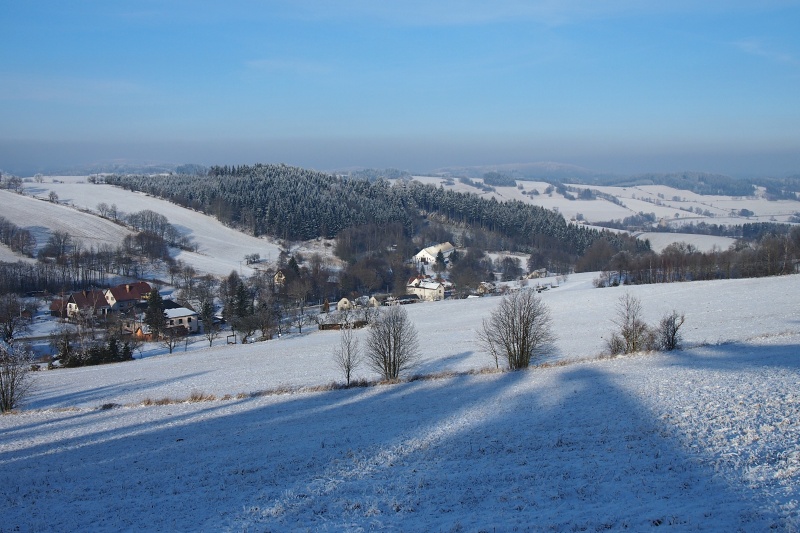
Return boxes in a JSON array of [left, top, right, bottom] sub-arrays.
[[2, 2, 799, 178]]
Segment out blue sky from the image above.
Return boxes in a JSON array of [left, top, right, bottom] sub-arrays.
[[1, 1, 799, 176]]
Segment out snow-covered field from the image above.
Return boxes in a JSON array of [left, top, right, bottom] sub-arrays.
[[637, 232, 736, 253], [410, 175, 800, 226], [2, 273, 799, 530], [0, 189, 133, 254]]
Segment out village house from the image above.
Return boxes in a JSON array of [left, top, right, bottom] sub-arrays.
[[104, 281, 152, 313], [49, 298, 69, 319], [477, 281, 497, 295], [164, 307, 200, 334], [406, 276, 445, 301], [336, 297, 353, 311], [123, 304, 199, 339], [414, 242, 456, 265], [526, 268, 548, 279], [66, 290, 111, 319]]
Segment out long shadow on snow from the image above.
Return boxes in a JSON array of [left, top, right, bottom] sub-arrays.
[[413, 350, 475, 376], [0, 374, 525, 531], [0, 364, 786, 531], [665, 340, 800, 372], [23, 370, 212, 410]]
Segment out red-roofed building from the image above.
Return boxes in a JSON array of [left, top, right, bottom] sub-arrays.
[[67, 290, 111, 319], [104, 282, 152, 312], [49, 298, 69, 319]]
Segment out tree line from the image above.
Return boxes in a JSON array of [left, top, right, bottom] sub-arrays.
[[583, 228, 800, 286], [0, 209, 187, 295]]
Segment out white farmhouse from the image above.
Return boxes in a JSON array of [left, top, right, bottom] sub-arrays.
[[164, 307, 200, 334], [414, 242, 455, 265], [336, 297, 354, 311], [406, 277, 445, 301]]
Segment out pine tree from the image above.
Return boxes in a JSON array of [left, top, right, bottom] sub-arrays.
[[434, 250, 447, 274]]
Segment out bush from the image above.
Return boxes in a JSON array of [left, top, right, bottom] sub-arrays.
[[611, 293, 652, 354], [657, 311, 685, 351], [606, 294, 685, 355]]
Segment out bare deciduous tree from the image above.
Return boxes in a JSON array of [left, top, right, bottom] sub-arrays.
[[0, 342, 34, 412], [160, 327, 184, 354], [199, 300, 221, 347], [478, 290, 555, 370], [0, 293, 29, 344], [606, 293, 658, 355], [365, 306, 419, 381], [657, 310, 685, 351], [333, 326, 361, 387]]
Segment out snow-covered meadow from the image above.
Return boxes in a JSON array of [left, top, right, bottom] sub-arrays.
[[2, 273, 799, 530]]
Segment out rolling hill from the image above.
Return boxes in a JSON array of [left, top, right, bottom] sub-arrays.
[[1, 272, 798, 530]]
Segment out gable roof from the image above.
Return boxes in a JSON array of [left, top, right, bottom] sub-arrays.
[[106, 281, 152, 302], [164, 307, 198, 319], [69, 290, 109, 309], [50, 298, 68, 312], [415, 242, 455, 260], [407, 275, 444, 289]]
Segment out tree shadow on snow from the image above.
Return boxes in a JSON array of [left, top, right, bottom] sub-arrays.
[[665, 340, 800, 372], [24, 371, 212, 410], [0, 362, 790, 531], [413, 350, 477, 376]]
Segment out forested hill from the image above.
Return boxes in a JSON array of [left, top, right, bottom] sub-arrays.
[[105, 164, 632, 256]]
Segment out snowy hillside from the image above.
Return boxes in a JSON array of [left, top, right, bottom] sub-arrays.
[[409, 175, 800, 226], [409, 175, 798, 255], [1, 177, 283, 276], [2, 174, 796, 278], [2, 273, 799, 530], [0, 189, 133, 254], [637, 232, 736, 253]]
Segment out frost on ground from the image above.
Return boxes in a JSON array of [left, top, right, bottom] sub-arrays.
[[1, 274, 799, 530]]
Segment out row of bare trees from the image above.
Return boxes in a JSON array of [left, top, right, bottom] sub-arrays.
[[605, 294, 685, 354], [332, 306, 420, 385], [331, 288, 687, 388], [590, 228, 800, 287]]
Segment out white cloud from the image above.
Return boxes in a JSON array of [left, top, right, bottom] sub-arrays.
[[733, 40, 799, 67]]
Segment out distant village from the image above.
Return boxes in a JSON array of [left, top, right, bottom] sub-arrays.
[[40, 241, 554, 349]]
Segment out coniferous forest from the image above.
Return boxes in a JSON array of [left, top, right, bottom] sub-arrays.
[[105, 164, 638, 260]]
